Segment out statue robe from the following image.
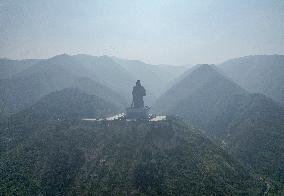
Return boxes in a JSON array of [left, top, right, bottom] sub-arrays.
[[132, 85, 146, 108]]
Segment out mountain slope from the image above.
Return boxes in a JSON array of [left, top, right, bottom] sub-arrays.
[[154, 64, 247, 132], [72, 77, 127, 109], [0, 118, 264, 195], [219, 55, 284, 106], [153, 64, 284, 188], [112, 57, 186, 104], [11, 88, 118, 122], [0, 62, 76, 114], [0, 54, 185, 115], [72, 54, 135, 99], [0, 58, 40, 79], [0, 55, 127, 115]]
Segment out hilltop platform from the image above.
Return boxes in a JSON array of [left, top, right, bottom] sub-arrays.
[[82, 113, 166, 122]]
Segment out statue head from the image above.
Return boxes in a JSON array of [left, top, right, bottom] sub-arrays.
[[136, 80, 141, 86]]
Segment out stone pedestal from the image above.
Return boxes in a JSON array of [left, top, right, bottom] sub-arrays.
[[126, 106, 150, 120]]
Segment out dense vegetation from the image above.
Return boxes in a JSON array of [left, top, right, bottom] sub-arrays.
[[1, 54, 284, 195], [0, 117, 265, 195], [12, 88, 118, 122]]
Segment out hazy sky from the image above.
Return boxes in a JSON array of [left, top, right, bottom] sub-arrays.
[[0, 0, 283, 65]]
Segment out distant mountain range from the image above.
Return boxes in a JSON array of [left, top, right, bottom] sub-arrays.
[[0, 54, 283, 195], [0, 59, 41, 79], [112, 57, 186, 103], [153, 64, 284, 189], [0, 54, 186, 116], [219, 55, 284, 106]]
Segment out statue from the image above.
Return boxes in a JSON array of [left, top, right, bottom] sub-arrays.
[[126, 80, 149, 119], [131, 80, 146, 108]]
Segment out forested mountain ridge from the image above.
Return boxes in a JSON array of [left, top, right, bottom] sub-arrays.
[[218, 55, 284, 106], [153, 64, 284, 189], [10, 88, 118, 123], [0, 117, 265, 195], [1, 54, 283, 195]]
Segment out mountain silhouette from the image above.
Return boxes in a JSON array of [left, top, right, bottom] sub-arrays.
[[154, 64, 284, 188], [219, 55, 284, 106], [11, 88, 118, 123]]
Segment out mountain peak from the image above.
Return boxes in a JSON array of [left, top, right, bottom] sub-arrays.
[[188, 64, 218, 75], [12, 87, 118, 122], [153, 62, 247, 116], [51, 53, 72, 59]]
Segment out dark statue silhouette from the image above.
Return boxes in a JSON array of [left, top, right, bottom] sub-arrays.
[[126, 80, 149, 119], [131, 80, 146, 108]]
